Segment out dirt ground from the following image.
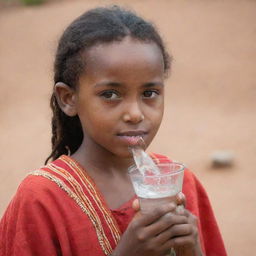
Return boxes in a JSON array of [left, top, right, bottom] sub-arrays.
[[0, 0, 256, 255]]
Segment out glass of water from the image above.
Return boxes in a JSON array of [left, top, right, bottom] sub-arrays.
[[129, 160, 185, 255]]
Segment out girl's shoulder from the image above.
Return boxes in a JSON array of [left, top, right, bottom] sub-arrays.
[[2, 159, 75, 222], [18, 170, 57, 194], [0, 172, 61, 224], [17, 155, 72, 197], [11, 169, 61, 208], [11, 158, 70, 206]]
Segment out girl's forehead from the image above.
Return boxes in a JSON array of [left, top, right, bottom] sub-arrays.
[[83, 37, 164, 72]]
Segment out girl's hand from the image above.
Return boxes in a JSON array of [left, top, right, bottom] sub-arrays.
[[171, 208, 203, 256], [113, 193, 203, 256], [112, 202, 189, 256]]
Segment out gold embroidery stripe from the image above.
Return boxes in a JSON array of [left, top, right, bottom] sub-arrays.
[[47, 164, 113, 251], [46, 164, 113, 254], [28, 170, 112, 255], [60, 158, 121, 243], [60, 159, 121, 243], [48, 164, 103, 225], [60, 157, 120, 241], [66, 159, 121, 242]]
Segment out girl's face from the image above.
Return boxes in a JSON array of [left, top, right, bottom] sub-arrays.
[[76, 37, 165, 158]]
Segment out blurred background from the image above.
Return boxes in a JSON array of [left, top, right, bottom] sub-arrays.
[[0, 0, 255, 255]]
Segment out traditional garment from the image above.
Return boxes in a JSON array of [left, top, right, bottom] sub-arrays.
[[0, 154, 227, 256]]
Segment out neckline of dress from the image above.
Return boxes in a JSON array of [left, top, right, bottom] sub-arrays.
[[60, 154, 136, 211]]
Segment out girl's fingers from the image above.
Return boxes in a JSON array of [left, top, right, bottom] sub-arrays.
[[132, 202, 177, 226], [162, 235, 196, 251], [142, 213, 188, 238], [177, 208, 198, 225], [154, 223, 193, 245]]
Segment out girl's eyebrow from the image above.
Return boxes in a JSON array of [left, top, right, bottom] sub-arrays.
[[94, 81, 122, 88], [143, 82, 164, 87], [94, 81, 164, 88]]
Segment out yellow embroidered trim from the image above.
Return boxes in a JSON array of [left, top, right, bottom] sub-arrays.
[[28, 170, 112, 255], [47, 163, 115, 252], [60, 157, 121, 244], [59, 160, 121, 243], [47, 164, 112, 247]]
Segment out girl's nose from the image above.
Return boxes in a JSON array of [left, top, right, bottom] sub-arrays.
[[122, 101, 145, 124]]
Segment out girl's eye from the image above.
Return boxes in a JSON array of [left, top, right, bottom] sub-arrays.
[[143, 90, 159, 98], [100, 90, 120, 100]]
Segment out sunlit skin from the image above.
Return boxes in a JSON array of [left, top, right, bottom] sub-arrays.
[[55, 36, 202, 256]]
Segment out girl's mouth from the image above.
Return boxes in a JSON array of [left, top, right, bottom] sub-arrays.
[[117, 131, 147, 146], [118, 135, 143, 145]]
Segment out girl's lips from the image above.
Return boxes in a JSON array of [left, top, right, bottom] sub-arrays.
[[117, 135, 145, 146]]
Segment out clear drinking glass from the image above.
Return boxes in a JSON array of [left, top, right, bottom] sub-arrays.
[[128, 161, 185, 255], [129, 161, 185, 213]]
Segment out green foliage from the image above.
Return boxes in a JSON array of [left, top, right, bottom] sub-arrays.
[[0, 0, 45, 5], [21, 0, 45, 5]]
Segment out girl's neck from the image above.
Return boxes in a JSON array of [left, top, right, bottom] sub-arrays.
[[71, 140, 134, 176], [71, 140, 136, 210]]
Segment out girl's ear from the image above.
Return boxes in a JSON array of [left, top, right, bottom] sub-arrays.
[[54, 82, 78, 117]]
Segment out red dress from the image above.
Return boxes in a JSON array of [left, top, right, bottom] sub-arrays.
[[0, 154, 227, 256]]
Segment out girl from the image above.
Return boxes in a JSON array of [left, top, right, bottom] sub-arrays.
[[0, 6, 227, 256]]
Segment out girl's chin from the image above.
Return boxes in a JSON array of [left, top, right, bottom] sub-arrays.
[[109, 146, 136, 159], [114, 145, 149, 160], [114, 149, 134, 159]]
